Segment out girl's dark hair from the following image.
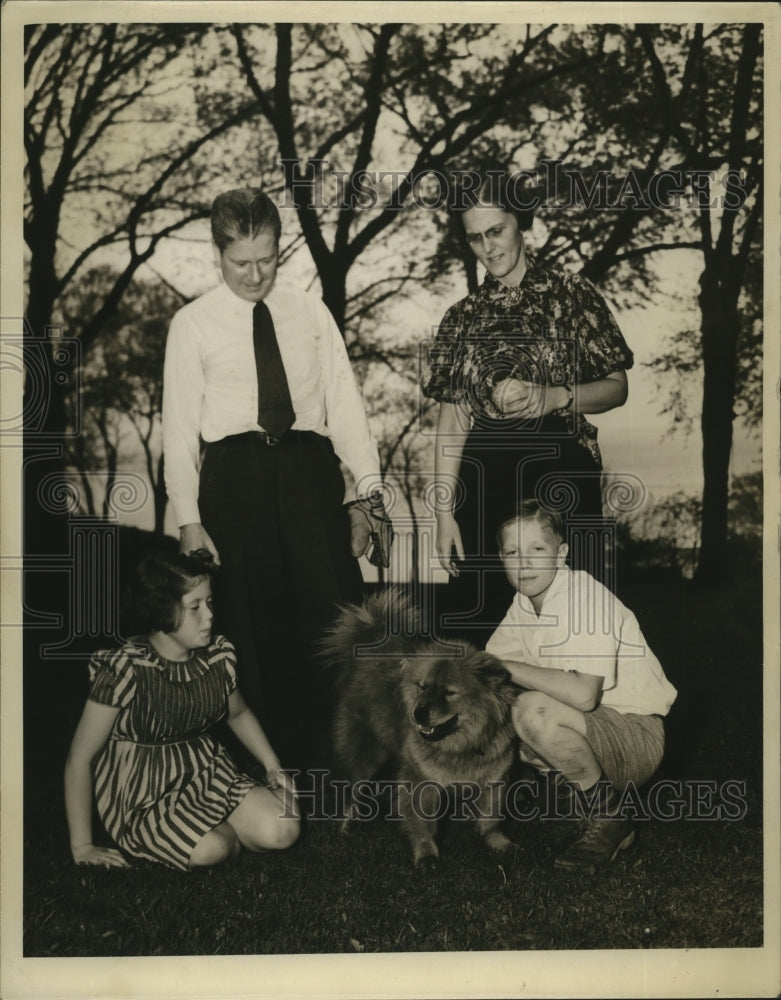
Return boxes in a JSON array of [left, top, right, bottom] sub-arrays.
[[211, 188, 281, 251], [496, 500, 566, 549], [129, 551, 216, 634], [450, 165, 535, 235]]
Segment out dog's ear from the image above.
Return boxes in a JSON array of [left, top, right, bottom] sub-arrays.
[[466, 651, 511, 687]]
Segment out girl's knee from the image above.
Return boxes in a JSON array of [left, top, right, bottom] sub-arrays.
[[269, 817, 300, 851], [234, 787, 301, 852], [189, 825, 240, 868], [244, 815, 300, 853]]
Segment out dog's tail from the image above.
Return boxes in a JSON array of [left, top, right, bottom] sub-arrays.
[[319, 586, 422, 676]]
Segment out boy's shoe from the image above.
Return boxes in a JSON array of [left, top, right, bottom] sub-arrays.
[[553, 814, 635, 874]]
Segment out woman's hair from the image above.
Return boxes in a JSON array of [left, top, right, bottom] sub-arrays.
[[128, 551, 216, 634], [211, 188, 281, 251], [450, 165, 535, 235], [496, 500, 566, 549]]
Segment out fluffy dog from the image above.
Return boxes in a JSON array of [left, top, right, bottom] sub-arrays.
[[321, 589, 519, 865]]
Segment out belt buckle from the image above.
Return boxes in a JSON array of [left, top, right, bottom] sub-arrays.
[[263, 431, 281, 446]]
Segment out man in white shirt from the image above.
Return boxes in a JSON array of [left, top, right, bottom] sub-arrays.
[[163, 188, 383, 770], [486, 500, 677, 872]]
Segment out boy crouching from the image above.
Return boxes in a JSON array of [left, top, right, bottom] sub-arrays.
[[486, 500, 677, 872]]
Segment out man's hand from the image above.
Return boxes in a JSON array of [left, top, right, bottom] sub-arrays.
[[347, 492, 394, 568], [179, 523, 221, 565]]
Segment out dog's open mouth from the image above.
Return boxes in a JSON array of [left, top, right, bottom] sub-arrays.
[[416, 714, 459, 741]]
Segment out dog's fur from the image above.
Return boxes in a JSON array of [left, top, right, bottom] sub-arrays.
[[321, 589, 519, 865]]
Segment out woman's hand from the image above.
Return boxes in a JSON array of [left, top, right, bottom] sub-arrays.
[[179, 523, 221, 565], [435, 511, 464, 577], [494, 371, 629, 418], [492, 378, 531, 415], [493, 378, 561, 419], [72, 844, 130, 868]]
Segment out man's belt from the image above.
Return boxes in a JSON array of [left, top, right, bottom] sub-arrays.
[[210, 429, 325, 448]]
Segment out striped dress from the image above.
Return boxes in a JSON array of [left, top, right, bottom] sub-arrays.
[[88, 634, 256, 870]]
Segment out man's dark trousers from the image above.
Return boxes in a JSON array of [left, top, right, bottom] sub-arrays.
[[199, 430, 364, 771]]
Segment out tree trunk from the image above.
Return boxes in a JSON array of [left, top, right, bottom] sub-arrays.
[[76, 465, 96, 516], [101, 436, 119, 520], [408, 502, 420, 588], [694, 264, 741, 586], [319, 262, 348, 337], [23, 318, 71, 658], [23, 320, 69, 555], [154, 452, 168, 535]]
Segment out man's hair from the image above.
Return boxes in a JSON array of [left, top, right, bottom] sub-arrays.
[[496, 499, 566, 549], [211, 188, 281, 251], [450, 164, 535, 236], [128, 551, 215, 634]]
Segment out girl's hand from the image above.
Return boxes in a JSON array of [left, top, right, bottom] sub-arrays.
[[435, 511, 464, 577], [266, 769, 297, 797], [72, 844, 130, 868]]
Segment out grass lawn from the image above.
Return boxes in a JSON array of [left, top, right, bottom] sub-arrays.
[[21, 573, 766, 958], [24, 787, 763, 957]]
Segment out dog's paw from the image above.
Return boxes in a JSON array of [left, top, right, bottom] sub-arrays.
[[483, 830, 518, 853], [412, 842, 440, 868]]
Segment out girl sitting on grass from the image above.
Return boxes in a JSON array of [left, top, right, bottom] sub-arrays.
[[64, 551, 300, 871]]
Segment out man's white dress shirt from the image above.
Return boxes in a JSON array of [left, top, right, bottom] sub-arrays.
[[163, 280, 380, 527]]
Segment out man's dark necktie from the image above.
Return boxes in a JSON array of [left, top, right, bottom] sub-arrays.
[[253, 300, 295, 439]]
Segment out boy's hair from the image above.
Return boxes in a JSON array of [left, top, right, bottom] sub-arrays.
[[129, 551, 216, 634], [210, 187, 281, 251], [496, 500, 566, 549]]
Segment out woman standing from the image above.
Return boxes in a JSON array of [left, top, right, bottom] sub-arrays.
[[421, 168, 633, 644]]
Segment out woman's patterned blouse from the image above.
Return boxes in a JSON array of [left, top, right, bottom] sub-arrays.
[[420, 258, 634, 461]]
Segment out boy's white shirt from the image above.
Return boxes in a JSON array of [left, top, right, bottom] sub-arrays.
[[485, 567, 677, 716]]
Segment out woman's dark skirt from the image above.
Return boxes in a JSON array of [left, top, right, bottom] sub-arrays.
[[437, 415, 608, 647]]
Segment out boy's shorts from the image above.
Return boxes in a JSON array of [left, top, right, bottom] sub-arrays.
[[584, 705, 665, 789]]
